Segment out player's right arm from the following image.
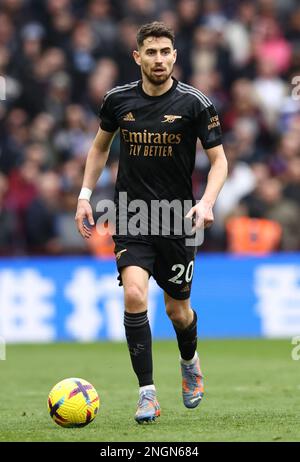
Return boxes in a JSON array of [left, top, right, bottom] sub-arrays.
[[75, 128, 117, 239]]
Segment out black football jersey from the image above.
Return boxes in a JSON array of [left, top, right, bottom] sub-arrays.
[[99, 77, 222, 238]]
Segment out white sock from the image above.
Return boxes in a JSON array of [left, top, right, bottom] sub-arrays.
[[180, 351, 198, 366], [139, 384, 156, 394]]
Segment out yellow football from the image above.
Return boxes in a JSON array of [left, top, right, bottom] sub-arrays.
[[48, 378, 99, 428]]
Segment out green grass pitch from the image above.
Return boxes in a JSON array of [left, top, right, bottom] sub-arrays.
[[0, 339, 299, 442]]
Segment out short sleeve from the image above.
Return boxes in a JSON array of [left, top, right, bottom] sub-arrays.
[[196, 104, 222, 149], [99, 95, 119, 132]]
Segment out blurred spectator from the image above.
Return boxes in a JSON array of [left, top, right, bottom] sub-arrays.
[[0, 108, 29, 173], [231, 117, 263, 163], [213, 137, 257, 236], [11, 22, 44, 105], [1, 0, 26, 18], [86, 58, 119, 114], [25, 171, 62, 254], [43, 0, 75, 49], [45, 72, 71, 123], [60, 158, 84, 192], [191, 23, 232, 89], [240, 177, 300, 250], [19, 46, 67, 116], [177, 0, 201, 37], [87, 0, 118, 56], [226, 216, 282, 254], [277, 75, 300, 134], [6, 158, 39, 250], [224, 1, 254, 69], [121, 0, 158, 24], [286, 7, 300, 46], [114, 19, 141, 83], [253, 57, 288, 129], [0, 45, 21, 110], [222, 78, 268, 148], [56, 188, 89, 254], [30, 112, 56, 144], [269, 131, 300, 177], [53, 104, 94, 162], [0, 12, 16, 50], [0, 172, 16, 255], [24, 142, 51, 170], [68, 21, 97, 100], [175, 0, 201, 80], [252, 18, 292, 74], [190, 70, 228, 112], [283, 157, 300, 204]]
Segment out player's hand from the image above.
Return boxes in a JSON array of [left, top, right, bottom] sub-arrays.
[[75, 199, 95, 239], [185, 199, 214, 233]]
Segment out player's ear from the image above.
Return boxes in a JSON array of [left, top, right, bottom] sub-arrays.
[[133, 50, 141, 66], [173, 49, 177, 64]]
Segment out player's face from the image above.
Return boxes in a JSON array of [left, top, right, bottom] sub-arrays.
[[133, 36, 177, 86]]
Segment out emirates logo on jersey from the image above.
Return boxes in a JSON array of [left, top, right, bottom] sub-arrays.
[[123, 112, 135, 121], [162, 115, 182, 123]]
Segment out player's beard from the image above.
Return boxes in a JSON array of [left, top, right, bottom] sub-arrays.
[[143, 65, 173, 86]]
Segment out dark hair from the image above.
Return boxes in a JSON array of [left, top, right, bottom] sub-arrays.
[[136, 22, 175, 48]]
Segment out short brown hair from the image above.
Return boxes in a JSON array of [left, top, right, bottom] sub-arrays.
[[136, 22, 175, 48]]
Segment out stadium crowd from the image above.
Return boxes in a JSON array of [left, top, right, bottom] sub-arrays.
[[0, 0, 300, 256]]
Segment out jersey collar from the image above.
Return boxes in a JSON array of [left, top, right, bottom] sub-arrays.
[[137, 77, 178, 100]]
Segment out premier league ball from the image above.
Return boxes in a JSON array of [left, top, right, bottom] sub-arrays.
[[48, 377, 99, 428]]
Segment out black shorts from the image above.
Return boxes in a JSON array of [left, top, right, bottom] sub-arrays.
[[113, 235, 197, 300]]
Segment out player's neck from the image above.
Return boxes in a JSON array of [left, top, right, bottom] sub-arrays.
[[141, 76, 173, 97]]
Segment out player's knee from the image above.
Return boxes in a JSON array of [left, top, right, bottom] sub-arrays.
[[166, 306, 190, 328], [124, 284, 147, 312]]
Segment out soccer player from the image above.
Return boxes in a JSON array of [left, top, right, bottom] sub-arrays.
[[75, 22, 227, 423]]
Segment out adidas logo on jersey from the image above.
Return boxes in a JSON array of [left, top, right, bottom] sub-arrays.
[[123, 112, 135, 121]]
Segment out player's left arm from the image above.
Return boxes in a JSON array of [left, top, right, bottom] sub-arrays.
[[186, 144, 228, 229]]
